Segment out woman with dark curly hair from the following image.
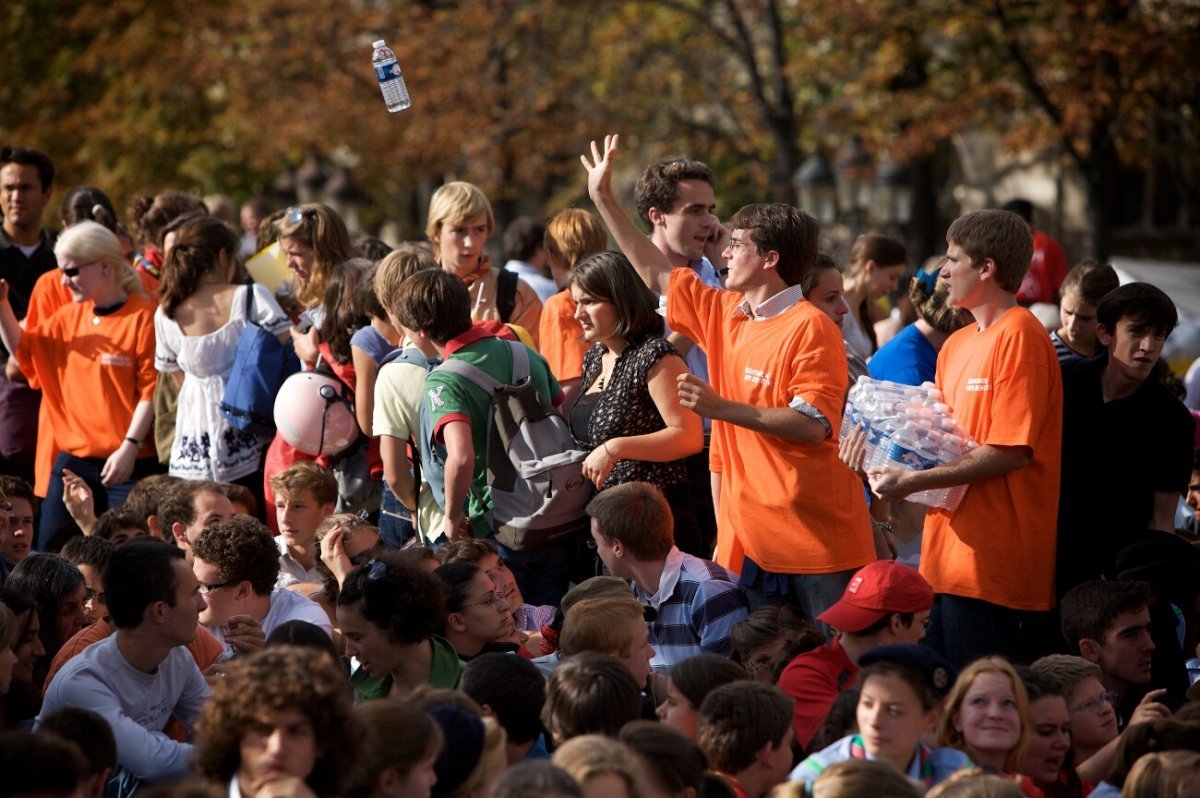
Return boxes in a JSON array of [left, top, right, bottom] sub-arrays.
[[193, 645, 363, 798], [335, 553, 460, 701]]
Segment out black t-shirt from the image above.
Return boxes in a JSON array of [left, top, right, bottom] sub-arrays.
[[0, 227, 57, 358], [1057, 353, 1196, 592]]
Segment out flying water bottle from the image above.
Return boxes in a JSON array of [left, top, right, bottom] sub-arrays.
[[372, 40, 411, 113]]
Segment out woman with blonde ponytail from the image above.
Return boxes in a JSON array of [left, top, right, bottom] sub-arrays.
[[0, 220, 160, 550]]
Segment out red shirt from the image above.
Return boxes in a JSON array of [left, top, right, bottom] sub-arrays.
[[777, 638, 859, 751]]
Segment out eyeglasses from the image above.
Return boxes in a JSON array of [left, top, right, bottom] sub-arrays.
[[197, 580, 234, 595], [463, 591, 505, 610], [60, 260, 102, 278], [726, 238, 757, 252], [1070, 692, 1118, 715]]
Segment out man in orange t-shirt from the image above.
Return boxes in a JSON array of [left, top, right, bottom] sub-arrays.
[[867, 209, 1062, 668], [582, 135, 875, 625]]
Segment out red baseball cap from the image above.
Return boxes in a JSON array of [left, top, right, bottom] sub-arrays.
[[817, 561, 934, 633]]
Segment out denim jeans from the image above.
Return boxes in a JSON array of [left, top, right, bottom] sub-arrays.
[[493, 533, 578, 608], [740, 563, 858, 639], [38, 451, 161, 551], [376, 482, 417, 550]]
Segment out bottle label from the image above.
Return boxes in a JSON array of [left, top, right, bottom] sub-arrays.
[[375, 59, 402, 84]]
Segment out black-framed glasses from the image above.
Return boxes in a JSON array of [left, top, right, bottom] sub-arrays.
[[60, 260, 102, 278], [197, 580, 234, 595]]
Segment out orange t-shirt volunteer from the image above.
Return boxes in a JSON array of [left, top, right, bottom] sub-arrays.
[[16, 292, 158, 461], [666, 269, 873, 576], [919, 307, 1063, 611]]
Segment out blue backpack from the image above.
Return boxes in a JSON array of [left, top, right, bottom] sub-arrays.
[[220, 287, 300, 436]]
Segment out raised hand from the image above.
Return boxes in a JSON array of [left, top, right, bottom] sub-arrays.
[[580, 134, 620, 203]]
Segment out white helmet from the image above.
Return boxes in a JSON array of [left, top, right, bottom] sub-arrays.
[[273, 371, 358, 456]]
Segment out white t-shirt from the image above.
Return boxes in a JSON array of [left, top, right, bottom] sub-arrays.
[[206, 588, 332, 645]]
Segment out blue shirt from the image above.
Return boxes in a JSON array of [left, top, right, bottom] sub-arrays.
[[867, 323, 938, 386], [632, 546, 749, 671], [790, 734, 971, 788]]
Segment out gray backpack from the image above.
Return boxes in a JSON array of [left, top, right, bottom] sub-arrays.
[[432, 341, 593, 550]]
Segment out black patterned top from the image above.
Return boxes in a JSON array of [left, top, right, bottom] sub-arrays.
[[571, 335, 688, 490]]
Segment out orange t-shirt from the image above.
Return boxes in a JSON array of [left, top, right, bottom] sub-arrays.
[[22, 271, 73, 495], [666, 270, 873, 575], [17, 293, 158, 460], [538, 290, 589, 383], [919, 307, 1063, 611]]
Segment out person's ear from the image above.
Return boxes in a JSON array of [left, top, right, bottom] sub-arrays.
[[761, 249, 781, 271], [887, 613, 905, 636], [754, 739, 777, 768], [647, 206, 668, 229], [978, 257, 996, 280], [447, 611, 468, 633], [376, 766, 401, 798], [234, 580, 252, 601], [1079, 637, 1102, 664], [320, 503, 336, 517], [1095, 324, 1113, 348], [171, 521, 189, 549], [925, 705, 943, 733], [610, 539, 624, 558]]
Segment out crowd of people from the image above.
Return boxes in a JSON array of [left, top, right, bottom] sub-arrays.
[[0, 134, 1199, 798]]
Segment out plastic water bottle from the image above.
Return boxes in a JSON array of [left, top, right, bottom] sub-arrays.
[[372, 40, 411, 113]]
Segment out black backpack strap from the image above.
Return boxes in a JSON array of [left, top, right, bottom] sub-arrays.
[[243, 284, 258, 328], [496, 269, 518, 323]]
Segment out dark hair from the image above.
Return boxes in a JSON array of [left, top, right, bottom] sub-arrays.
[[730, 605, 824, 675], [192, 517, 280, 597], [1060, 580, 1152, 654], [91, 509, 150, 543], [908, 269, 962, 335], [0, 729, 87, 796], [1000, 198, 1034, 223], [194, 646, 362, 794], [59, 186, 118, 232], [158, 215, 241, 319], [434, 561, 486, 618], [122, 474, 181, 520], [353, 234, 393, 263], [0, 474, 36, 507], [945, 210, 1034, 294], [59, 536, 115, 573], [394, 268, 473, 344], [354, 263, 388, 322], [440, 537, 502, 566], [503, 216, 547, 263], [461, 652, 547, 744], [634, 156, 715, 230], [729, 204, 819, 287], [6, 554, 85, 664], [858, 659, 941, 712], [0, 146, 55, 191], [1016, 665, 1065, 702], [696, 682, 793, 773], [127, 190, 207, 249], [1096, 282, 1178, 339], [102, 540, 185, 630], [493, 761, 582, 798], [337, 553, 447, 645], [355, 699, 444, 788], [586, 481, 673, 561], [809, 686, 861, 753], [619, 720, 707, 795], [800, 252, 839, 297], [319, 257, 374, 365], [38, 707, 118, 777], [157, 480, 227, 534], [542, 651, 643, 741], [847, 233, 907, 275], [1059, 260, 1119, 306], [568, 252, 664, 343], [1103, 718, 1200, 790], [265, 620, 341, 662], [669, 653, 748, 710]]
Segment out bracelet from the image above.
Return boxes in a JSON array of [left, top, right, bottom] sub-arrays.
[[874, 520, 895, 535], [124, 436, 140, 447], [602, 441, 614, 460]]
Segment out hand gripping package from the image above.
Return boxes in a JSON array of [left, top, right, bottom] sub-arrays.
[[840, 376, 978, 510]]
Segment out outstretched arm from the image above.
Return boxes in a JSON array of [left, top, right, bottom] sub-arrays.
[[581, 135, 674, 295], [676, 373, 829, 445]]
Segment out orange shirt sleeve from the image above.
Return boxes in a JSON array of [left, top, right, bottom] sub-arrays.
[[538, 292, 588, 383]]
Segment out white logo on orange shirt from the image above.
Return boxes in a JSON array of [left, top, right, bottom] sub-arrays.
[[743, 367, 772, 386], [100, 353, 132, 368], [966, 377, 990, 392]]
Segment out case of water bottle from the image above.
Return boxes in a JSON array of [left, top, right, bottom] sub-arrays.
[[839, 375, 977, 510]]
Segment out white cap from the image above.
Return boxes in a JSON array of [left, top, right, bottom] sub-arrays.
[[373, 40, 386, 48]]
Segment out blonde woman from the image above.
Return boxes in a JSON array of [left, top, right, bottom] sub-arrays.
[[552, 735, 654, 798], [0, 221, 158, 550]]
